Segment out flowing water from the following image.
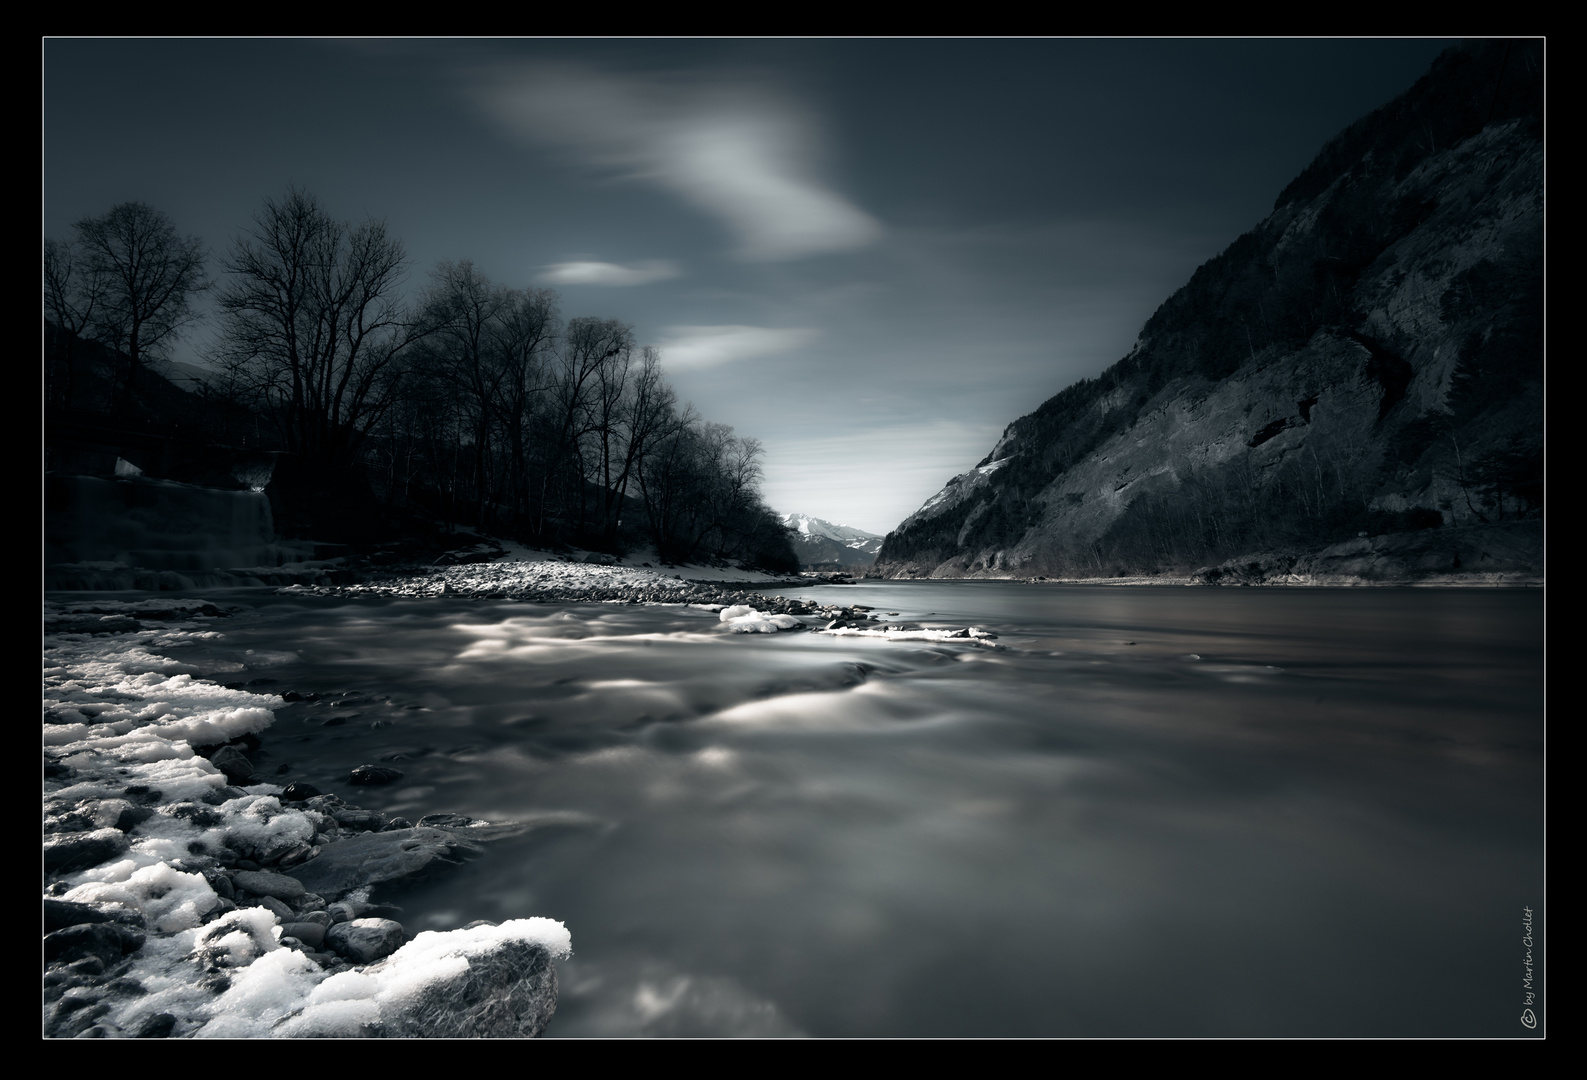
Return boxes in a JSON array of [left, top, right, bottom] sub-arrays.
[[98, 582, 1546, 1036]]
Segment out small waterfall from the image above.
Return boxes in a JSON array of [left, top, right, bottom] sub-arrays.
[[45, 473, 326, 590]]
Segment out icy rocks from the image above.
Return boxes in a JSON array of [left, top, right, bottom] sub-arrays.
[[42, 595, 574, 1038], [324, 918, 408, 963], [718, 606, 807, 633]]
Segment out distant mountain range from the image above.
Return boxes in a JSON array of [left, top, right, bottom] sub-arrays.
[[876, 40, 1542, 585], [779, 513, 885, 569]]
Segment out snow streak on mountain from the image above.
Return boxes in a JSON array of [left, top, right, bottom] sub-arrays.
[[778, 513, 885, 569]]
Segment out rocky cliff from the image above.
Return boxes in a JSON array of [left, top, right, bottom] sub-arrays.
[[875, 41, 1543, 583]]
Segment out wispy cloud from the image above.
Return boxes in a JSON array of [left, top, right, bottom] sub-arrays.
[[470, 65, 882, 261], [656, 325, 820, 371], [537, 259, 680, 286]]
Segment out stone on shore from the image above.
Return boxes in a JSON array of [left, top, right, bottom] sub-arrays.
[[325, 918, 407, 963], [44, 899, 146, 934], [231, 870, 306, 901], [44, 829, 130, 874], [44, 922, 146, 967], [279, 920, 328, 948]]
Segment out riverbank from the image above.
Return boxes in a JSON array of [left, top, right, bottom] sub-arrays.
[[43, 597, 570, 1038], [872, 521, 1544, 587]]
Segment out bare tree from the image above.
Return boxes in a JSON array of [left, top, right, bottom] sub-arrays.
[[492, 287, 559, 528], [70, 202, 209, 406], [549, 316, 634, 536], [44, 236, 111, 409], [597, 346, 679, 549], [418, 260, 514, 526], [217, 188, 422, 465]]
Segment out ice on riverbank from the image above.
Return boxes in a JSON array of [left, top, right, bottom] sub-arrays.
[[718, 606, 804, 633], [43, 602, 569, 1038]]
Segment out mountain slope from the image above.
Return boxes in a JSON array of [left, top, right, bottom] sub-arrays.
[[875, 40, 1542, 582], [779, 513, 885, 568]]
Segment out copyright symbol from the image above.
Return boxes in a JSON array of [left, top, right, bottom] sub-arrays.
[[1520, 1009, 1537, 1029]]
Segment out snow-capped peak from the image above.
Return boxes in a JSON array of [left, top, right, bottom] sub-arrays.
[[778, 513, 884, 545]]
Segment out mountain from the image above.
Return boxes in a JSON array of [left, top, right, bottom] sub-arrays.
[[875, 40, 1543, 584], [779, 513, 886, 569]]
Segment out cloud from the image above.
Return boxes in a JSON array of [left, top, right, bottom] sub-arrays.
[[655, 325, 820, 371], [537, 259, 680, 286], [471, 65, 882, 261]]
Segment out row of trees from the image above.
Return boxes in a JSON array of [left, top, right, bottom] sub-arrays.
[[45, 191, 797, 570]]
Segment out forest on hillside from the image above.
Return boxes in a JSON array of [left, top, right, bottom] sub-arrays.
[[45, 189, 798, 572]]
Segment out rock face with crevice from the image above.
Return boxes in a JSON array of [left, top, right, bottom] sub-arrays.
[[877, 41, 1542, 583]]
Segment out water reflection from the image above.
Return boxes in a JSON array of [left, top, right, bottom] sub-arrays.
[[173, 583, 1540, 1036]]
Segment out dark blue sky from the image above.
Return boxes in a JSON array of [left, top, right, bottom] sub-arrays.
[[44, 38, 1455, 532]]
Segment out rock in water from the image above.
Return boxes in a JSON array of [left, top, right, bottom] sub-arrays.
[[285, 826, 484, 900], [208, 745, 256, 783], [43, 923, 146, 967], [349, 764, 405, 785]]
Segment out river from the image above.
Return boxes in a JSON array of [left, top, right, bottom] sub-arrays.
[[144, 581, 1544, 1037]]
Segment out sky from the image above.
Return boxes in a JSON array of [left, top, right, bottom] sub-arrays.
[[43, 38, 1456, 535]]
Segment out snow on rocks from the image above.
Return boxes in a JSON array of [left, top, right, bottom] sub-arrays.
[[283, 554, 800, 608], [718, 605, 804, 633], [270, 919, 568, 1038], [43, 601, 569, 1038]]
